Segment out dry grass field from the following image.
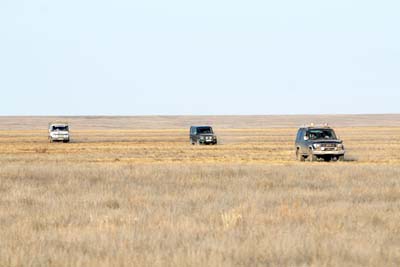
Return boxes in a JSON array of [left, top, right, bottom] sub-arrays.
[[1, 115, 400, 266]]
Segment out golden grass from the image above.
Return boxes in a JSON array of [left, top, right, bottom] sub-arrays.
[[2, 164, 400, 266], [1, 116, 400, 266]]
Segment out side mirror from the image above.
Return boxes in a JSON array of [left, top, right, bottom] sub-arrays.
[[304, 136, 309, 141]]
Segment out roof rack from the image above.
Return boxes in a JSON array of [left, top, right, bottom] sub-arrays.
[[48, 121, 69, 126], [302, 123, 331, 128]]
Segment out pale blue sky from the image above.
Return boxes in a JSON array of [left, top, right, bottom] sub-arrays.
[[1, 0, 399, 115]]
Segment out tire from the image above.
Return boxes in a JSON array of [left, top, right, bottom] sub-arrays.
[[190, 139, 195, 145], [338, 155, 345, 162], [296, 149, 305, 162], [308, 151, 318, 162]]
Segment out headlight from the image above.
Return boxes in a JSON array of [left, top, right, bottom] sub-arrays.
[[313, 144, 321, 149], [337, 144, 344, 149]]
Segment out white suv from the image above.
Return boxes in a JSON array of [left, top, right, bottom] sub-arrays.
[[48, 122, 70, 143]]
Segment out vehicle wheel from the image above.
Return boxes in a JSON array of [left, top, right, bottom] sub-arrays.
[[296, 149, 305, 162], [63, 140, 70, 143], [190, 139, 195, 145], [308, 152, 318, 162], [324, 156, 332, 162], [338, 155, 345, 162]]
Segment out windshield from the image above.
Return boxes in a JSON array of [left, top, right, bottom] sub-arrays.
[[197, 127, 213, 134], [306, 129, 337, 140], [51, 126, 69, 131]]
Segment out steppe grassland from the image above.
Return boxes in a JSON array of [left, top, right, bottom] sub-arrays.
[[1, 116, 400, 266], [2, 127, 400, 164]]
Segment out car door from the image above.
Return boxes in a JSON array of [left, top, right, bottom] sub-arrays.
[[295, 129, 302, 147], [193, 127, 199, 142], [190, 127, 198, 142], [299, 129, 308, 154], [190, 127, 194, 142]]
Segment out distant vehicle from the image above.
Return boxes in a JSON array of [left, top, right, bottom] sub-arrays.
[[190, 126, 218, 145], [295, 124, 345, 162], [48, 122, 70, 143]]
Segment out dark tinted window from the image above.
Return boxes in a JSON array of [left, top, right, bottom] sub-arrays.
[[306, 129, 337, 140], [296, 129, 303, 141], [196, 127, 213, 134], [52, 126, 69, 131]]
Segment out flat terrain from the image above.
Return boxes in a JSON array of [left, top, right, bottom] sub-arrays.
[[1, 115, 400, 266]]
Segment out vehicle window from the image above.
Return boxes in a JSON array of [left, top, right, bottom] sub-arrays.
[[196, 127, 213, 134], [300, 129, 305, 140], [306, 129, 336, 140], [296, 129, 302, 141], [52, 126, 69, 131]]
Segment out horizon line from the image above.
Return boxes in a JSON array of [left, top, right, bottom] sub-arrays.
[[0, 113, 399, 117]]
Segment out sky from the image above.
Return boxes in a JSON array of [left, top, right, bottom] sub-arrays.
[[0, 0, 399, 115]]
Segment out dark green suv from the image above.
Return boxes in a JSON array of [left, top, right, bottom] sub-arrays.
[[295, 125, 345, 162], [190, 126, 218, 145]]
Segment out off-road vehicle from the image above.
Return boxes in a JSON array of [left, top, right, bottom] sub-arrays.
[[295, 124, 345, 162], [190, 126, 217, 145], [48, 122, 70, 143]]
